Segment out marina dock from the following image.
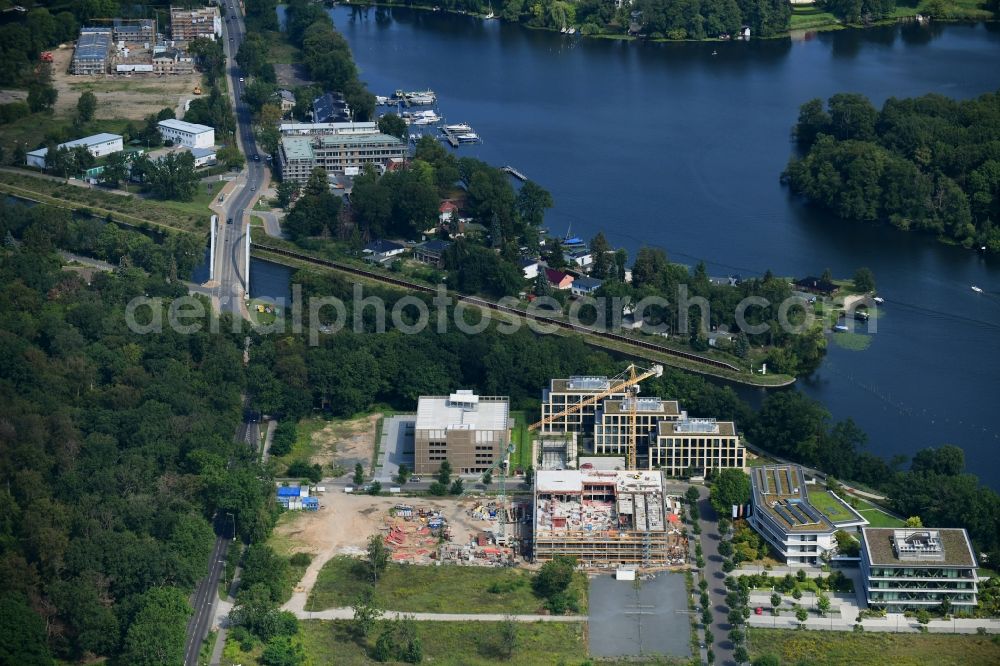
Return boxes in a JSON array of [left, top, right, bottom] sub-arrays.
[[501, 165, 527, 181], [441, 128, 461, 147]]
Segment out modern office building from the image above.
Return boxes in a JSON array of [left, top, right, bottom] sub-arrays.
[[169, 6, 221, 41], [861, 527, 978, 611], [539, 376, 628, 436], [593, 397, 682, 457], [748, 464, 867, 566], [157, 119, 215, 148], [277, 133, 407, 184], [650, 418, 746, 475], [71, 28, 112, 75], [533, 469, 687, 567], [414, 391, 511, 475], [26, 133, 124, 169]]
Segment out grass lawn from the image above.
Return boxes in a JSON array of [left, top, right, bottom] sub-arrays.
[[848, 495, 905, 528], [807, 489, 857, 523], [306, 556, 588, 614], [266, 512, 313, 603], [147, 179, 218, 217], [0, 170, 208, 235], [748, 628, 1000, 666], [509, 410, 534, 471], [790, 4, 841, 30], [226, 619, 589, 666], [268, 417, 329, 470]]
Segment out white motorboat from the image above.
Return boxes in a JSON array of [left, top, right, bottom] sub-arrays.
[[375, 95, 390, 105], [456, 132, 481, 143], [444, 123, 473, 133], [411, 110, 442, 125], [971, 285, 984, 293]]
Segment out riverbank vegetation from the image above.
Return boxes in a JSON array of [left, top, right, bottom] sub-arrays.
[[356, 0, 996, 41], [784, 90, 1000, 254]]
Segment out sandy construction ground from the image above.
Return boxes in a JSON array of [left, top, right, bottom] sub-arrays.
[[307, 414, 379, 475], [49, 44, 202, 121], [275, 493, 495, 602]]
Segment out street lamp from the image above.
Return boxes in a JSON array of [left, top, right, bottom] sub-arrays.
[[226, 511, 236, 540]]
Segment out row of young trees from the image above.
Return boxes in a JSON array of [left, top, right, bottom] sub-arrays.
[[785, 91, 1000, 253], [0, 203, 279, 664]]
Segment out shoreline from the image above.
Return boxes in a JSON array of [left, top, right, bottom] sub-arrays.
[[339, 1, 997, 43]]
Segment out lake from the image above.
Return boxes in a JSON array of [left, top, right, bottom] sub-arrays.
[[274, 8, 1000, 488]]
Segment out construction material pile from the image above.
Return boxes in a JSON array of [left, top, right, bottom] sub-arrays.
[[384, 504, 450, 563]]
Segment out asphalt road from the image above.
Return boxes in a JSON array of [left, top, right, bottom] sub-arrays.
[[214, 1, 268, 318], [182, 532, 230, 666]]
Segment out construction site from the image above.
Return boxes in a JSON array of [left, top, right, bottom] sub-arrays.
[[532, 469, 687, 568]]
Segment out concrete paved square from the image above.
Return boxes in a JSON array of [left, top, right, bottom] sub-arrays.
[[588, 573, 692, 659], [374, 415, 415, 483]]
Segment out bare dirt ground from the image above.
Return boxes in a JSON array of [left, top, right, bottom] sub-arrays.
[[307, 414, 380, 475], [274, 63, 312, 88], [0, 90, 27, 104], [48, 45, 202, 121], [274, 494, 494, 602]]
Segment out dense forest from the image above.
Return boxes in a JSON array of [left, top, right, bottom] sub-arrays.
[[0, 201, 277, 664], [784, 91, 1000, 253]]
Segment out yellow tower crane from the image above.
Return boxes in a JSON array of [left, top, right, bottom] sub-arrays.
[[527, 363, 664, 470]]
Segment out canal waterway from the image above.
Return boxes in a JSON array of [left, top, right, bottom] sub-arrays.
[[264, 8, 1000, 487]]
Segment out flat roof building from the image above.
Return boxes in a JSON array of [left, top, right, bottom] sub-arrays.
[[540, 376, 628, 436], [533, 469, 686, 567], [170, 6, 221, 41], [279, 121, 378, 136], [277, 132, 407, 185], [158, 118, 215, 149], [113, 18, 155, 44], [861, 527, 978, 611], [414, 391, 511, 475], [594, 398, 682, 460], [651, 418, 746, 475], [72, 28, 112, 75], [26, 133, 124, 169], [748, 464, 867, 566]]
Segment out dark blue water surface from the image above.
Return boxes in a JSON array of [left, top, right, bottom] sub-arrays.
[[313, 9, 1000, 486]]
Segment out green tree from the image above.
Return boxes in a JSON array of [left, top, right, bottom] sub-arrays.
[[218, 144, 246, 170], [0, 595, 52, 666], [261, 635, 305, 666], [271, 421, 297, 457], [276, 180, 299, 209], [377, 113, 408, 140], [905, 516, 923, 528], [367, 533, 389, 582], [816, 592, 831, 616], [709, 469, 750, 515], [752, 655, 781, 666], [76, 90, 97, 122], [353, 463, 365, 486], [734, 645, 749, 663], [771, 592, 782, 611], [437, 460, 452, 485], [449, 478, 464, 495], [795, 607, 808, 624], [351, 589, 382, 638], [533, 555, 576, 598], [916, 609, 930, 625], [121, 587, 190, 666], [853, 267, 876, 293]]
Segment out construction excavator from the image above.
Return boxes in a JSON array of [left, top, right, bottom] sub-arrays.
[[489, 363, 663, 543]]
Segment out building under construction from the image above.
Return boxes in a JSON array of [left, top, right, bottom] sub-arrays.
[[532, 469, 686, 568]]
